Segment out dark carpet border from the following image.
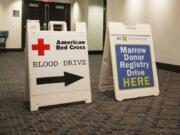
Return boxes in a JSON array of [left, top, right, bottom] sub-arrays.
[[0, 48, 24, 52], [156, 62, 180, 73]]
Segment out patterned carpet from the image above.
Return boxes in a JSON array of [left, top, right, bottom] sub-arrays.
[[0, 52, 179, 135]]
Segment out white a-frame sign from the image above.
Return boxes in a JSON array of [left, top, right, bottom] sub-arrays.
[[99, 22, 160, 101], [25, 21, 92, 111]]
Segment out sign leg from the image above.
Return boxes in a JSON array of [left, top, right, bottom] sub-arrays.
[[30, 102, 39, 111]]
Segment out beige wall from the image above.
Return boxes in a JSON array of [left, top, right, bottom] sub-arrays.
[[71, 0, 104, 51], [0, 3, 4, 30], [0, 2, 3, 28], [0, 0, 22, 49], [88, 0, 104, 51], [107, 0, 180, 66], [71, 0, 88, 30], [58, 0, 104, 51]]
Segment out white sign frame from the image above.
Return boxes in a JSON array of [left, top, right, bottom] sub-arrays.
[[25, 21, 92, 111], [100, 22, 160, 101]]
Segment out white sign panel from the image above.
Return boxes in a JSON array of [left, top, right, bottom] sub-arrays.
[[26, 21, 92, 111], [99, 22, 160, 101]]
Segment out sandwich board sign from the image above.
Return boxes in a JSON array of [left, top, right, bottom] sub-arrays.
[[25, 21, 92, 111], [99, 22, 160, 101]]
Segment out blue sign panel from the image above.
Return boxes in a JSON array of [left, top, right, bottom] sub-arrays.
[[115, 45, 154, 90]]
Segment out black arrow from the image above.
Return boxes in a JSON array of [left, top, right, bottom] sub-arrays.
[[36, 72, 84, 86]]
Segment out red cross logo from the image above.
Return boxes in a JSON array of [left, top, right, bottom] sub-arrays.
[[32, 38, 50, 56]]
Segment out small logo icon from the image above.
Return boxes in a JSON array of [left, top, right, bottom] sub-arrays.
[[32, 38, 50, 56], [122, 36, 127, 41]]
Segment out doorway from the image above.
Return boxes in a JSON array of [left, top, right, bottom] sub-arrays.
[[22, 0, 71, 49]]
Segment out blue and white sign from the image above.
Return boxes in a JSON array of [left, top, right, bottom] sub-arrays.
[[100, 22, 160, 101], [116, 45, 154, 90]]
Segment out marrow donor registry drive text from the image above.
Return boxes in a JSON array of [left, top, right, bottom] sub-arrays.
[[116, 45, 154, 89]]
